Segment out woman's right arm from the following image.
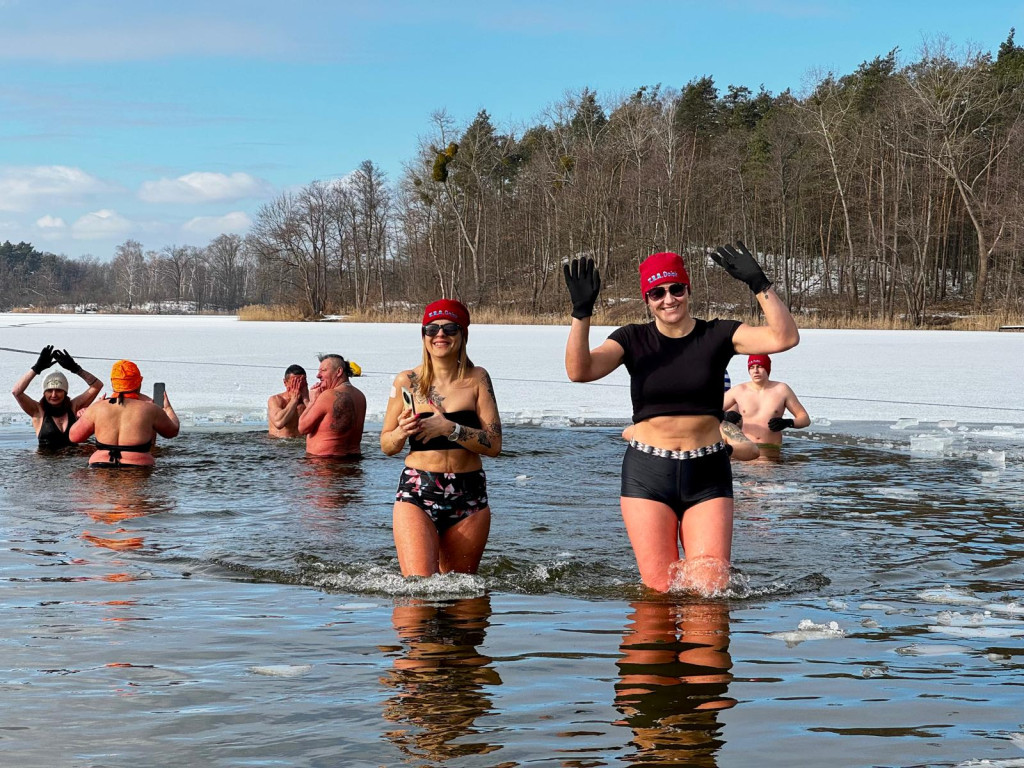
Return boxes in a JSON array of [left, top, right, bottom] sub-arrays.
[[380, 372, 419, 456], [11, 370, 42, 417], [565, 319, 624, 382]]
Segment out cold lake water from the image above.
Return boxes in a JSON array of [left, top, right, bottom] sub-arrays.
[[2, 314, 1024, 767]]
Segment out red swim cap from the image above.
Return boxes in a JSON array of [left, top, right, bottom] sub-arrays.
[[422, 299, 470, 329], [747, 354, 771, 374], [639, 252, 690, 297]]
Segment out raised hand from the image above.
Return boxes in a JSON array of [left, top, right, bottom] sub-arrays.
[[768, 417, 794, 432], [563, 257, 601, 320], [53, 348, 83, 374], [710, 241, 772, 294], [723, 410, 742, 425], [31, 345, 54, 374]]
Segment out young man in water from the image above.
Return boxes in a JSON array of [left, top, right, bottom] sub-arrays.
[[267, 364, 308, 438], [297, 354, 366, 458], [723, 354, 810, 455]]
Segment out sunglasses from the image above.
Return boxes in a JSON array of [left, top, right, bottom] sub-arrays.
[[422, 322, 462, 337], [645, 283, 688, 301]]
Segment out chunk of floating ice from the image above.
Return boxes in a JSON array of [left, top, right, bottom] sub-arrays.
[[891, 418, 920, 430], [514, 474, 531, 483], [937, 420, 958, 429], [248, 664, 313, 677], [860, 666, 887, 677], [826, 599, 848, 610], [895, 643, 972, 656], [910, 435, 953, 453], [859, 601, 898, 612], [333, 603, 378, 611], [977, 449, 1006, 465], [957, 759, 1024, 767], [767, 619, 845, 646], [985, 602, 1024, 616], [928, 625, 1024, 639], [918, 587, 985, 605]]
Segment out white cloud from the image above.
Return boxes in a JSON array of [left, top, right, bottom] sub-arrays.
[[139, 172, 268, 204], [182, 211, 253, 237], [0, 165, 109, 212], [35, 215, 67, 230], [72, 209, 134, 240]]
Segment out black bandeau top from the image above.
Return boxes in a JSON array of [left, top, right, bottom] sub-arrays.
[[409, 410, 482, 452]]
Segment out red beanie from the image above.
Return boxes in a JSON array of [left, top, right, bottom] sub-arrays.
[[747, 354, 771, 374], [639, 252, 690, 297], [422, 299, 470, 329]]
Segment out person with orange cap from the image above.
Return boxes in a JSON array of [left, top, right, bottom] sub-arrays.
[[69, 360, 179, 467], [563, 242, 799, 594], [380, 298, 502, 578], [297, 354, 366, 457], [723, 353, 809, 456], [11, 345, 103, 450]]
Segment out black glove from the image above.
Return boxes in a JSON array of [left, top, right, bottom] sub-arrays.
[[768, 417, 794, 432], [563, 257, 601, 320], [723, 410, 742, 425], [31, 345, 54, 374], [53, 348, 82, 374], [710, 241, 772, 294]]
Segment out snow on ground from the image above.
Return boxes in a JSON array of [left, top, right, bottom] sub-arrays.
[[1, 313, 1022, 426]]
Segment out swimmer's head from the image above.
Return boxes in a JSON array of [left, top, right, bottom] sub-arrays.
[[747, 354, 771, 375], [422, 299, 470, 332], [41, 371, 69, 394], [284, 364, 306, 379], [110, 360, 143, 393], [639, 252, 690, 299], [316, 354, 360, 380]]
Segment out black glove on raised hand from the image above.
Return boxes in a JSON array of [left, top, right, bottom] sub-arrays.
[[31, 345, 54, 374], [563, 257, 601, 320], [710, 241, 772, 294], [723, 410, 742, 425], [768, 417, 794, 432], [53, 349, 82, 374]]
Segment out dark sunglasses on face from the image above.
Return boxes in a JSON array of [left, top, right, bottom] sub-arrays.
[[646, 283, 688, 301], [422, 322, 462, 337]]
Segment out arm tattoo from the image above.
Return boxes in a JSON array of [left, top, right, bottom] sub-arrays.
[[481, 370, 497, 405], [408, 372, 420, 397], [330, 390, 354, 432], [721, 420, 751, 443]]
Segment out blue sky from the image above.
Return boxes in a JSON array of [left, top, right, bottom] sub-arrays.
[[2, 0, 1021, 260]]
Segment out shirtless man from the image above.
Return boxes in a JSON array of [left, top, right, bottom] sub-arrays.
[[267, 364, 308, 438], [297, 354, 366, 458], [69, 360, 180, 467], [723, 354, 809, 453]]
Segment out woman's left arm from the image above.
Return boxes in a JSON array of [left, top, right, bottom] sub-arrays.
[[732, 287, 800, 355], [464, 369, 502, 457], [70, 368, 103, 412]]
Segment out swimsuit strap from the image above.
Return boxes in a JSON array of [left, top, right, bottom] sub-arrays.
[[94, 439, 153, 465]]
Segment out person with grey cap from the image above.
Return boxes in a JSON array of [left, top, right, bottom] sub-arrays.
[[11, 345, 103, 450]]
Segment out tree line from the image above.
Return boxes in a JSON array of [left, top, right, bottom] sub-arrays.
[[5, 34, 1024, 324]]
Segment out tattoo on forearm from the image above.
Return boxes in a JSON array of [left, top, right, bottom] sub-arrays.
[[721, 421, 751, 443], [471, 428, 492, 449]]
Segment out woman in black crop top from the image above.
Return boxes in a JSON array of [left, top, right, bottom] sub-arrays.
[[380, 299, 502, 578], [11, 345, 103, 451], [564, 244, 800, 594]]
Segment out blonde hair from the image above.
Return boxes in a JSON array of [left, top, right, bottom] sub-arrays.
[[417, 331, 473, 400]]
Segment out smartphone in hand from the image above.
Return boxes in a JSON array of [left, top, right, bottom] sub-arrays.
[[153, 382, 166, 406], [401, 386, 414, 411]]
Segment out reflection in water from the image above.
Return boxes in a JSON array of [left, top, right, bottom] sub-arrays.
[[615, 600, 735, 767], [297, 457, 364, 528], [72, 467, 172, 553], [380, 596, 502, 763]]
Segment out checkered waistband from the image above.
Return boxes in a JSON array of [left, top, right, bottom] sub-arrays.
[[628, 438, 727, 461]]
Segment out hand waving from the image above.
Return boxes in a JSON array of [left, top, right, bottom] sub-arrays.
[[31, 345, 54, 374], [563, 257, 601, 319], [53, 348, 83, 374], [710, 241, 772, 294]]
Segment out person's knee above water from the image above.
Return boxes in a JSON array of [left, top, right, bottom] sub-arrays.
[[11, 345, 103, 451], [563, 242, 799, 594], [268, 363, 309, 438], [381, 299, 502, 578], [297, 354, 366, 458], [722, 353, 810, 449], [68, 360, 180, 467]]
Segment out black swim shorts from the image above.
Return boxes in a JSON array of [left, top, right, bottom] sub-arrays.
[[620, 440, 733, 517]]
